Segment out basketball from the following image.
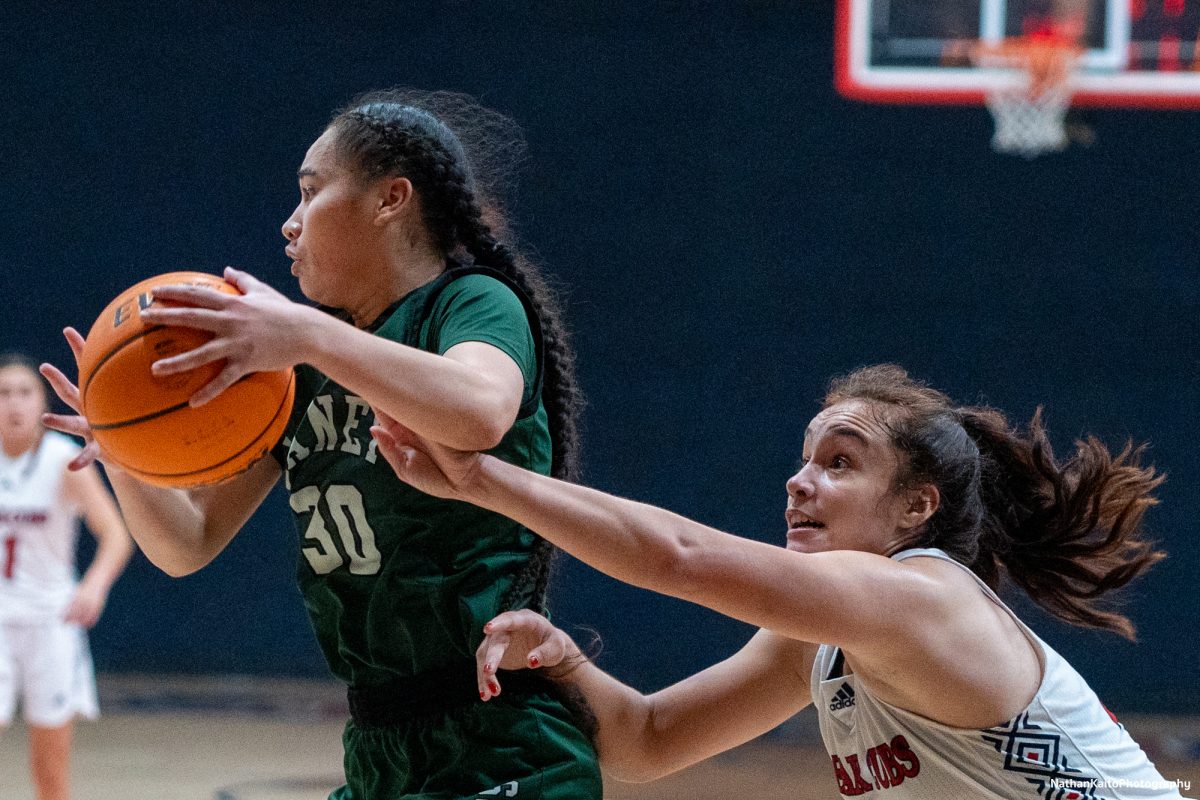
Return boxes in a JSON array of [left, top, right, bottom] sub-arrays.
[[77, 272, 295, 488]]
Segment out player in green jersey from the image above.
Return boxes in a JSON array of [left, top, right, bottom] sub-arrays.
[[40, 89, 600, 799]]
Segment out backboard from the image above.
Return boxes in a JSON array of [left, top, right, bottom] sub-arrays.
[[836, 0, 1200, 107]]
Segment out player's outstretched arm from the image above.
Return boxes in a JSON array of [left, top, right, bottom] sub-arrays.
[[477, 610, 813, 783], [41, 327, 281, 577], [371, 415, 935, 652]]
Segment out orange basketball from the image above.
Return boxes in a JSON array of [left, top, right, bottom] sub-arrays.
[[78, 272, 295, 488]]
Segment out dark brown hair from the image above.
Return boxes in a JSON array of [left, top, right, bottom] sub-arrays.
[[825, 364, 1164, 640], [0, 352, 52, 410]]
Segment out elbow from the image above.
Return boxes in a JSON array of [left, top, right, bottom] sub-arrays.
[[448, 402, 517, 451], [444, 418, 508, 451], [605, 761, 674, 785], [155, 557, 206, 579], [141, 543, 216, 578], [473, 412, 511, 451], [634, 532, 703, 600]]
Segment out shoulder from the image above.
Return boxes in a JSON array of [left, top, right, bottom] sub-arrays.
[[894, 553, 994, 604], [433, 273, 523, 313], [425, 271, 537, 367]]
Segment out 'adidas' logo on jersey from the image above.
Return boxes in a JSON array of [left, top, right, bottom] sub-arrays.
[[830, 682, 856, 711]]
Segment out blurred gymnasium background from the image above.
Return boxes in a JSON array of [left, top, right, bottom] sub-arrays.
[[1, 1, 1197, 797]]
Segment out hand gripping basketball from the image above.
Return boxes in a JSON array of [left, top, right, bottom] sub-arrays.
[[141, 267, 311, 407], [51, 271, 296, 488], [40, 328, 111, 473]]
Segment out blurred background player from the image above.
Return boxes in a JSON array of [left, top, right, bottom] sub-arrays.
[[0, 353, 132, 800]]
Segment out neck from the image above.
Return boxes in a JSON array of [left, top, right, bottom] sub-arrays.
[[2, 429, 40, 458], [344, 248, 447, 328]]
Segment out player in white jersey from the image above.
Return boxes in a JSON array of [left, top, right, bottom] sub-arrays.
[[0, 354, 132, 800], [370, 364, 1190, 799]]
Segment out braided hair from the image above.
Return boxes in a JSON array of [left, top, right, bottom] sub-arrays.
[[326, 90, 584, 613]]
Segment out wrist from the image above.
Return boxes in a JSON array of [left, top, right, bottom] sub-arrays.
[[460, 454, 505, 507], [287, 304, 328, 366], [77, 574, 107, 594], [543, 645, 589, 682]]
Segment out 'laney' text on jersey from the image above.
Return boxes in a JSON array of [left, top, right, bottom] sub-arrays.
[[283, 394, 379, 486]]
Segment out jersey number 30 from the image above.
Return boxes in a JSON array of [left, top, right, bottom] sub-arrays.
[[291, 485, 382, 575]]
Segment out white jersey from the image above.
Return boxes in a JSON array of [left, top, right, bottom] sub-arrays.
[[0, 432, 82, 623], [811, 548, 1186, 800]]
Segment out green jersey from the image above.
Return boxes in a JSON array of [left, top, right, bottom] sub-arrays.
[[271, 269, 551, 688]]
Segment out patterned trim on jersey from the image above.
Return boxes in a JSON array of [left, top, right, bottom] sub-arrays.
[[982, 713, 1102, 799]]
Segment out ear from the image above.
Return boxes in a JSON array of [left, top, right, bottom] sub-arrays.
[[897, 483, 940, 531], [374, 177, 415, 225]]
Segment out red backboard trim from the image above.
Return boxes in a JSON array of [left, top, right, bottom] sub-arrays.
[[834, 0, 1200, 108]]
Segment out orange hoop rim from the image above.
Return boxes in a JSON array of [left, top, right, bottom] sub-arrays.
[[970, 35, 1084, 98]]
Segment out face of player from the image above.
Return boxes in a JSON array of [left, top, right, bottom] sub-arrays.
[[784, 399, 924, 556], [282, 127, 387, 309], [0, 365, 47, 454]]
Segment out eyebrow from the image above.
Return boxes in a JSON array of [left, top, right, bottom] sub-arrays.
[[804, 424, 870, 447], [297, 168, 318, 179]]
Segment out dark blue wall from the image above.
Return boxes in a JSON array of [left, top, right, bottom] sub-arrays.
[[5, 2, 1196, 712]]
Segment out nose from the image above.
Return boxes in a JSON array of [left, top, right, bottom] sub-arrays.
[[786, 465, 815, 502], [282, 216, 302, 242]]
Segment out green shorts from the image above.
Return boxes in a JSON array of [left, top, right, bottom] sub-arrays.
[[328, 689, 602, 799]]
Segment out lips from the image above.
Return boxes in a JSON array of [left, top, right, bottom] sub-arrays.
[[786, 510, 825, 530]]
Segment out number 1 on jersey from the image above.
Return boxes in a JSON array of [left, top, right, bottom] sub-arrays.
[[2, 534, 15, 580]]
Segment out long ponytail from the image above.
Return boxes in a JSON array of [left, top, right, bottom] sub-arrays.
[[827, 364, 1165, 640], [959, 406, 1164, 639]]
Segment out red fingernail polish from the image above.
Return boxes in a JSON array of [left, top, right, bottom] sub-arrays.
[[529, 655, 541, 667], [489, 682, 499, 694], [480, 691, 487, 700]]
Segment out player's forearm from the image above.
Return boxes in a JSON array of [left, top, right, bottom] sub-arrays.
[[550, 655, 759, 782], [303, 314, 514, 450], [543, 656, 673, 782], [106, 471, 227, 576], [79, 524, 133, 592], [464, 456, 713, 601]]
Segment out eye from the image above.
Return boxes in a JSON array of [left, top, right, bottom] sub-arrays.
[[830, 455, 850, 469], [300, 184, 315, 200]]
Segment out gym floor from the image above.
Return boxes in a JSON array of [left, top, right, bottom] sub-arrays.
[[1, 676, 1195, 799]]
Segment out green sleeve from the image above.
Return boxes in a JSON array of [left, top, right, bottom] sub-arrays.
[[427, 274, 538, 404]]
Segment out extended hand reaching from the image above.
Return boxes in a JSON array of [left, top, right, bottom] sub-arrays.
[[370, 410, 486, 500], [474, 609, 584, 701]]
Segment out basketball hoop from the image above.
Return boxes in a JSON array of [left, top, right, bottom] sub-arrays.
[[971, 34, 1084, 158]]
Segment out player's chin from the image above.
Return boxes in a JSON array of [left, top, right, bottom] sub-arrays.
[[294, 271, 326, 304], [785, 531, 828, 554]]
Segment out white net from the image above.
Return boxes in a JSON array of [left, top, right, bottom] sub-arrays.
[[974, 39, 1082, 158]]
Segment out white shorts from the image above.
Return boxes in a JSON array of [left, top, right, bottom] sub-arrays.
[[0, 619, 99, 727]]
